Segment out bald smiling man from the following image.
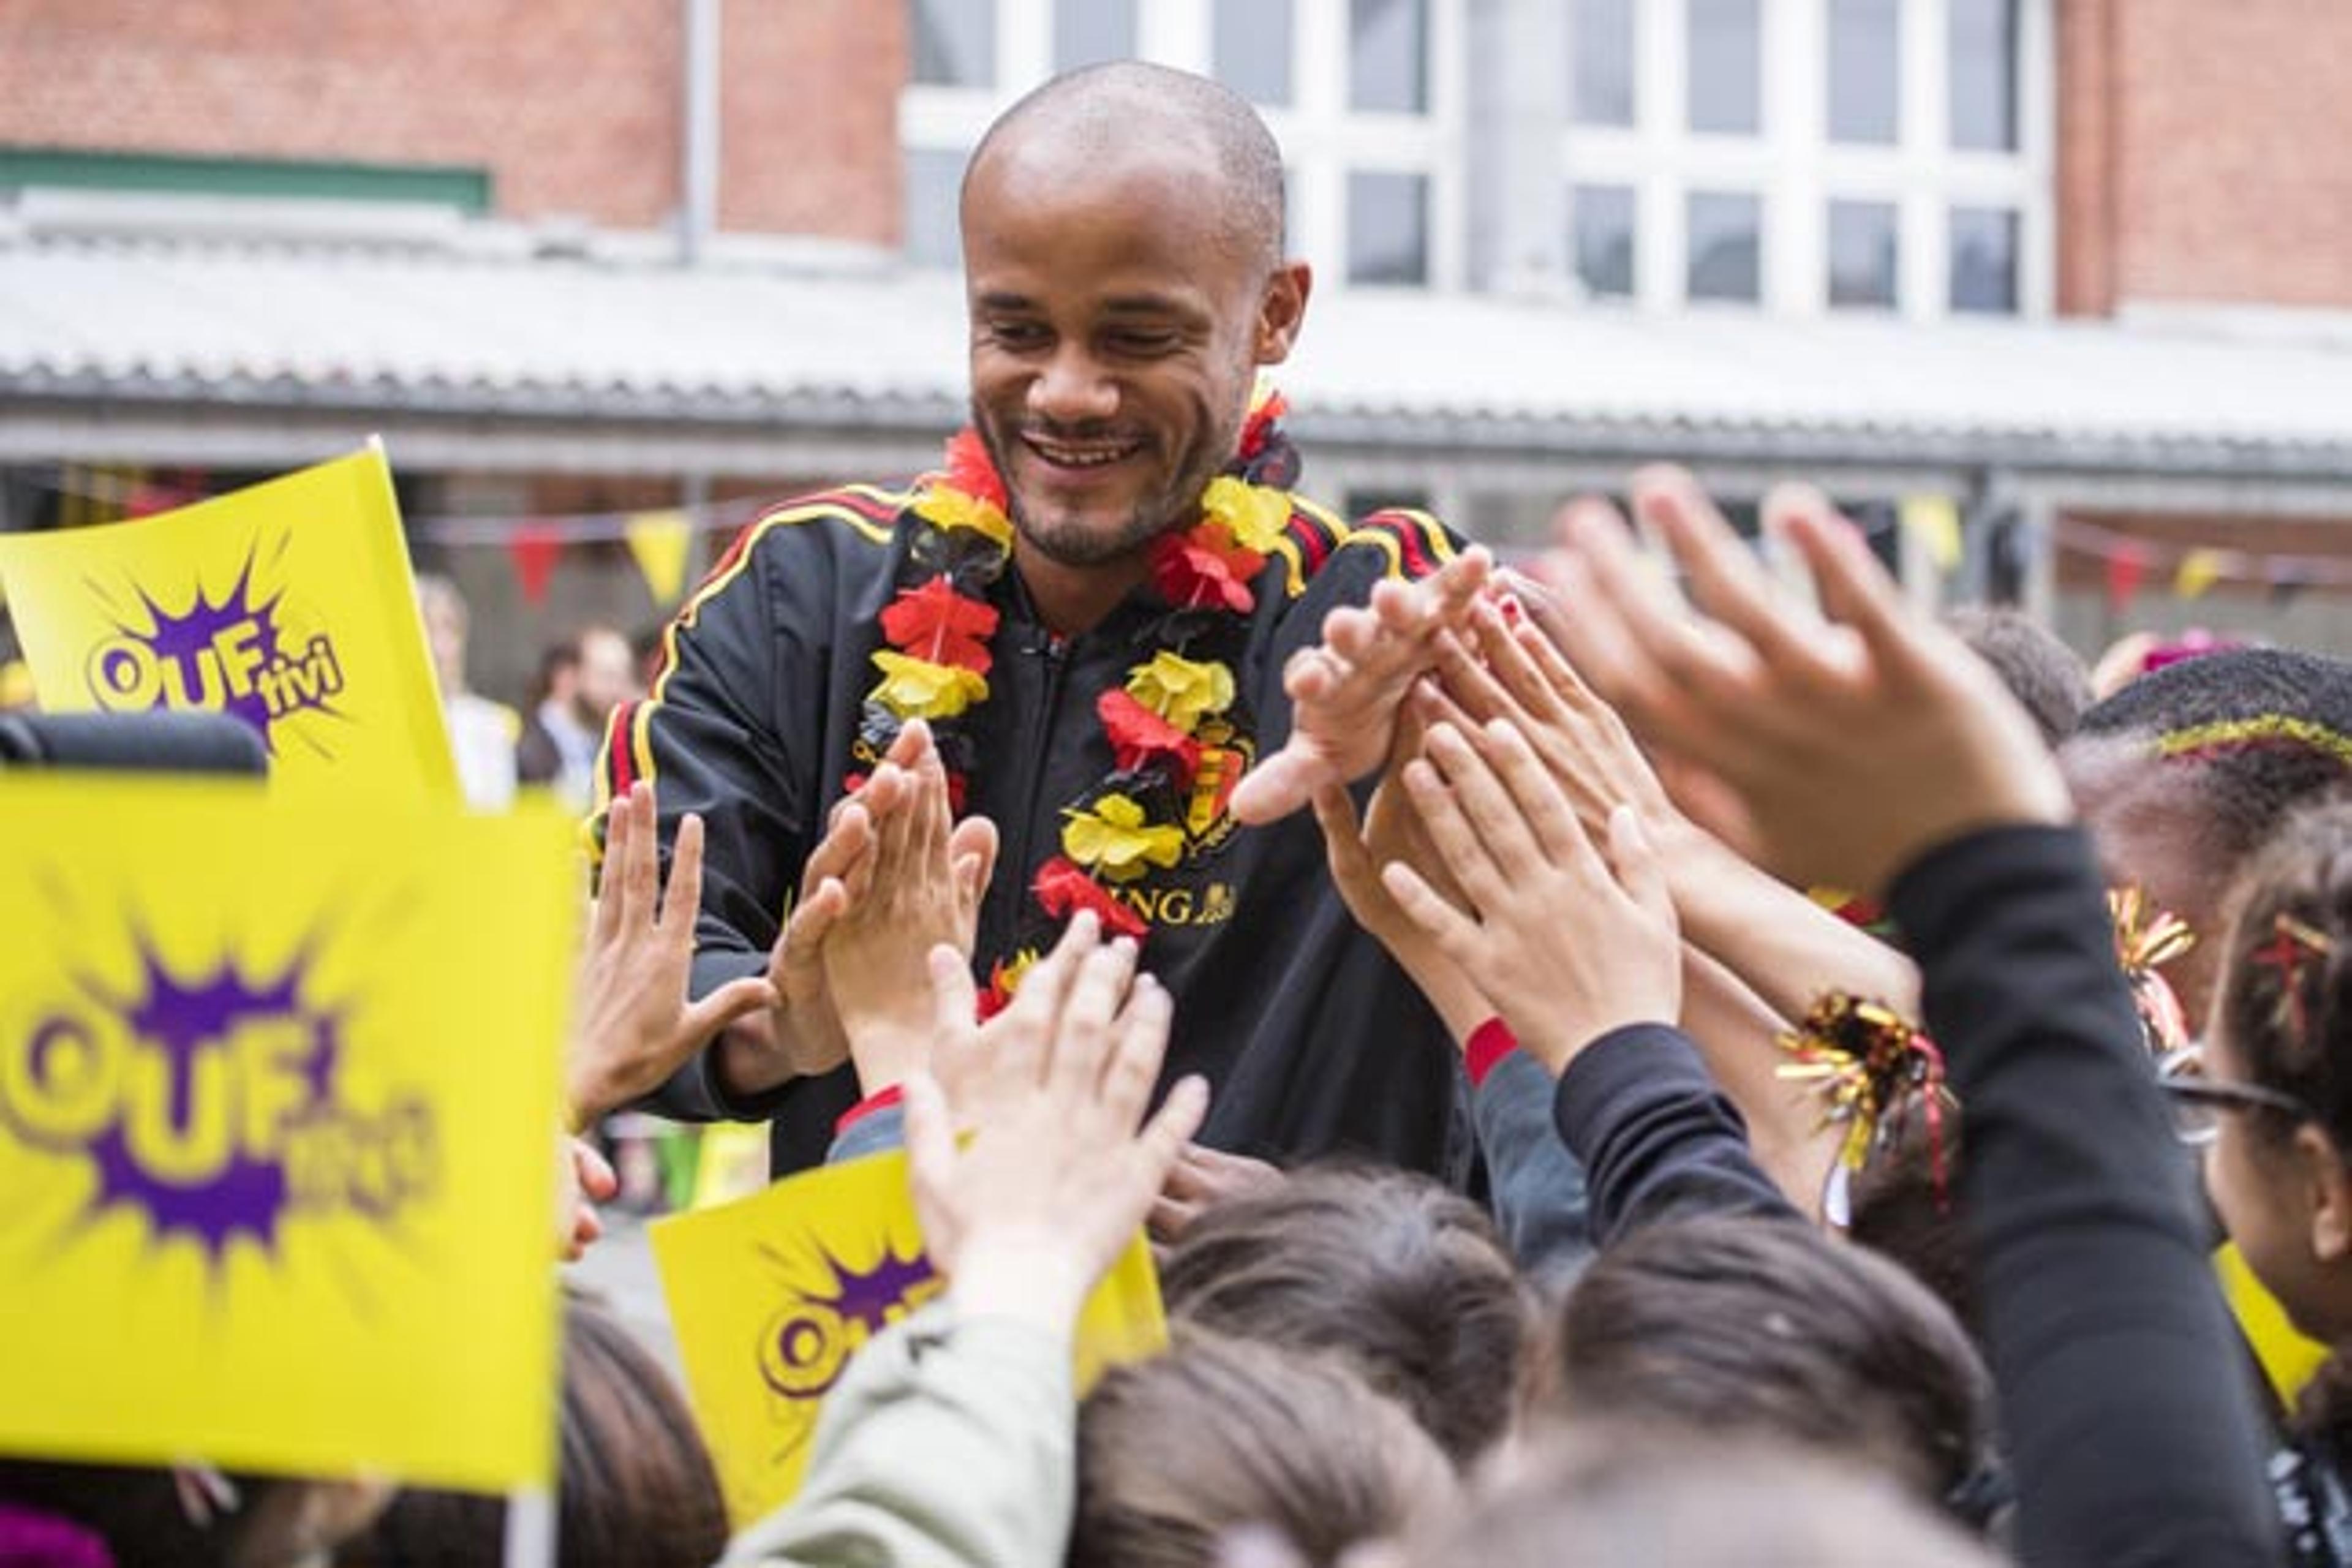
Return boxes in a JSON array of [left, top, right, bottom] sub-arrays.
[[596, 64, 1491, 1188]]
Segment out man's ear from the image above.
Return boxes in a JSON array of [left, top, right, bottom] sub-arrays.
[[1254, 261, 1313, 365], [2296, 1125, 2352, 1263]]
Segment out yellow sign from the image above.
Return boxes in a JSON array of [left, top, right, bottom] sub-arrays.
[[0, 447, 458, 799], [652, 1148, 1168, 1525], [0, 775, 575, 1490]]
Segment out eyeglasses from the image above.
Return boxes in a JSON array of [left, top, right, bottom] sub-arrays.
[[2157, 1046, 2316, 1148]]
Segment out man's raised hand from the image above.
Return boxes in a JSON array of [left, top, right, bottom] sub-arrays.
[[1229, 546, 1492, 826]]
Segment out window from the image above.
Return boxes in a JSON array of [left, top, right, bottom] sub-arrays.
[[903, 147, 968, 270], [1827, 0, 1899, 145], [1351, 0, 1428, 114], [1349, 172, 1430, 284], [1571, 0, 1636, 127], [1054, 0, 1135, 72], [1574, 184, 1637, 298], [910, 0, 995, 88], [1687, 190, 1760, 301], [1687, 0, 1760, 135], [1215, 0, 1294, 107], [1950, 206, 2019, 312], [1827, 200, 1898, 307], [1950, 0, 2018, 150]]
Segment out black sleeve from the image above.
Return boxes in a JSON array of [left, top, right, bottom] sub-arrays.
[[1890, 824, 2280, 1568], [1473, 1047, 1595, 1280], [591, 516, 835, 1121], [1552, 1023, 1801, 1248]]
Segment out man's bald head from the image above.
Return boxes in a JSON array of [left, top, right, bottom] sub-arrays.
[[964, 61, 1287, 274]]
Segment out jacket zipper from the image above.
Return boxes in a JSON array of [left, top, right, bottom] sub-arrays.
[[997, 630, 1068, 936]]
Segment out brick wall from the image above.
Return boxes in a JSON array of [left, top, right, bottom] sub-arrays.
[[2059, 0, 2352, 314], [0, 0, 901, 241]]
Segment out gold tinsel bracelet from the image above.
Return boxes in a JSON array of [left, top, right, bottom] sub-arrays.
[[1777, 992, 1956, 1210]]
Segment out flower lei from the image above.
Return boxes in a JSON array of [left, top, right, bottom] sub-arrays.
[[851, 385, 1300, 1014]]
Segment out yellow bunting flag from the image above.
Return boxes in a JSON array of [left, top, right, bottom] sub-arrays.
[[1899, 495, 1965, 576], [625, 510, 695, 606], [2175, 548, 2226, 601], [652, 1148, 1168, 1525], [0, 775, 576, 1490], [0, 447, 457, 799]]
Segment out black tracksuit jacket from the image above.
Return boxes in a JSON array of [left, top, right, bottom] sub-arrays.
[[597, 480, 1472, 1184]]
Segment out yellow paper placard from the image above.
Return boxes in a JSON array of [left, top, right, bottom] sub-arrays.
[[652, 1148, 1167, 1526], [0, 775, 575, 1490], [0, 447, 459, 799]]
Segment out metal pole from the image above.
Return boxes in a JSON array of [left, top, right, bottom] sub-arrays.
[[680, 0, 722, 265]]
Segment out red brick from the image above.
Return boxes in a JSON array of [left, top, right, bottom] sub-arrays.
[[0, 0, 899, 239]]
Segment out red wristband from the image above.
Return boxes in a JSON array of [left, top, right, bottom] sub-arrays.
[[833, 1084, 905, 1140], [1463, 1017, 1519, 1088]]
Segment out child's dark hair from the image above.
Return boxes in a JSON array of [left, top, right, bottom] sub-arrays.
[[2216, 797, 2352, 1152], [1551, 1213, 2000, 1523], [2071, 648, 2352, 866], [1943, 605, 2093, 748], [1157, 1163, 1536, 1467]]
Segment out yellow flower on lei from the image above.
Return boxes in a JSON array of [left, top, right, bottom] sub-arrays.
[[870, 649, 989, 720], [1199, 476, 1291, 554], [1126, 650, 1234, 733], [912, 481, 1014, 550], [1062, 793, 1186, 883]]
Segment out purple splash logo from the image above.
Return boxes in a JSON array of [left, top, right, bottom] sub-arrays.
[[82, 544, 345, 750], [755, 1239, 943, 1407], [0, 929, 436, 1261]]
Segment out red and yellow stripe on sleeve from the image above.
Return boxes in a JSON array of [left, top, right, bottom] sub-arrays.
[[585, 484, 905, 864]]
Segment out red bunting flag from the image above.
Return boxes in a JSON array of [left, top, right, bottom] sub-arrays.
[[2105, 547, 2147, 615], [507, 521, 565, 606]]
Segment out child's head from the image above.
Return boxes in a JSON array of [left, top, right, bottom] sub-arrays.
[[1375, 1422, 1995, 1568], [1069, 1330, 1455, 1568], [2062, 647, 2352, 1020], [1550, 1214, 1999, 1521], [2192, 798, 2352, 1344], [1158, 1163, 1536, 1466]]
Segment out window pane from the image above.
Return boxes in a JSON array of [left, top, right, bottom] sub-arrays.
[[910, 0, 995, 88], [1572, 0, 1637, 127], [1687, 190, 1760, 301], [1054, 0, 1136, 72], [1828, 199, 1898, 307], [903, 147, 968, 270], [1950, 206, 2018, 312], [1348, 171, 1429, 285], [1574, 183, 1637, 297], [1949, 0, 2018, 150], [1827, 0, 1899, 144], [1216, 0, 1295, 107], [1350, 0, 1428, 114], [1687, 0, 1760, 135]]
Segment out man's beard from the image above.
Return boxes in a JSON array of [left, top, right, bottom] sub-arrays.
[[978, 415, 1240, 570]]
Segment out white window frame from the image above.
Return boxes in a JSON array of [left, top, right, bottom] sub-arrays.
[[1560, 0, 2052, 318], [898, 0, 1469, 292]]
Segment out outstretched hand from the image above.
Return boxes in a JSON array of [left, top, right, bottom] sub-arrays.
[[1379, 720, 1683, 1075], [903, 911, 1209, 1332], [1538, 468, 2069, 896], [568, 780, 780, 1126], [1230, 546, 1493, 825], [822, 720, 1000, 1092]]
